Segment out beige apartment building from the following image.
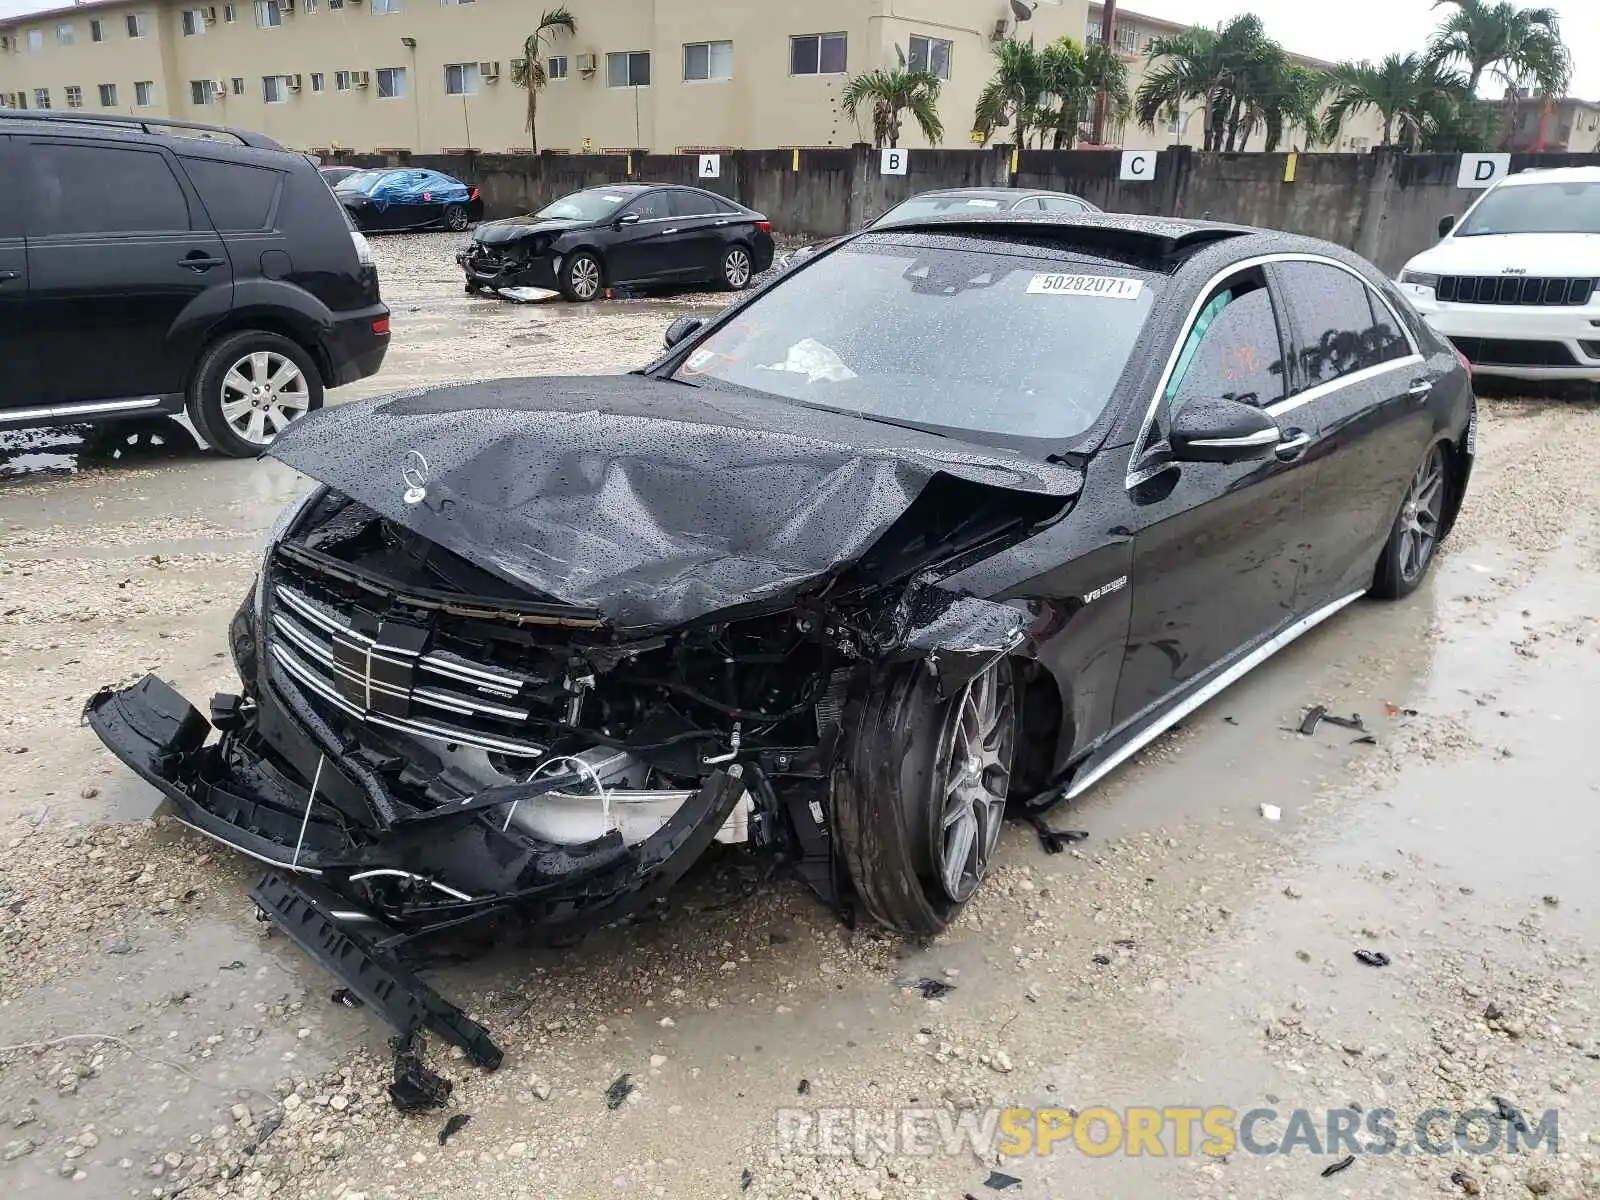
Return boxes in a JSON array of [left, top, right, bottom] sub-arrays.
[[0, 0, 1382, 156]]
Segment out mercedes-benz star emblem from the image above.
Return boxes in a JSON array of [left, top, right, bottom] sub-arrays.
[[402, 450, 429, 505]]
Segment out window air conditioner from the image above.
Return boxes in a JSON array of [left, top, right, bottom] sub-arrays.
[[480, 60, 499, 80], [575, 52, 596, 73]]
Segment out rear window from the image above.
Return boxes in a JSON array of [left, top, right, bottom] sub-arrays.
[[671, 234, 1161, 443], [181, 157, 281, 230], [876, 195, 1011, 224]]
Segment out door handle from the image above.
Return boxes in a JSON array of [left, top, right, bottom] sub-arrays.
[[1275, 429, 1312, 461], [0, 270, 19, 283], [658, 227, 679, 235], [1407, 378, 1434, 403], [179, 254, 226, 271]]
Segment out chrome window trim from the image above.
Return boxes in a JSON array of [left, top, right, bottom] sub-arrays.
[[1124, 252, 1426, 490]]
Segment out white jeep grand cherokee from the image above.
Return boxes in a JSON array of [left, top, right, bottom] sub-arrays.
[[1398, 166, 1600, 383]]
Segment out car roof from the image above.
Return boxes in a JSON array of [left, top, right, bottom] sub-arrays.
[[910, 187, 1087, 202], [865, 210, 1257, 262], [0, 108, 285, 153], [1497, 165, 1600, 187]]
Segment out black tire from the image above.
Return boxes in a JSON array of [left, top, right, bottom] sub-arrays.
[[187, 331, 323, 458], [443, 204, 471, 232], [560, 251, 604, 302], [1370, 441, 1450, 599], [719, 243, 754, 291], [833, 658, 1016, 936], [464, 279, 481, 294]]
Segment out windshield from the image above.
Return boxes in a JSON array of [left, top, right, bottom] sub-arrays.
[[669, 235, 1160, 444], [535, 189, 635, 222], [1455, 181, 1600, 236], [876, 194, 1013, 224], [336, 169, 389, 194]]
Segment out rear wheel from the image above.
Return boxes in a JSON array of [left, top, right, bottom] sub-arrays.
[[188, 331, 322, 458], [560, 252, 603, 302], [833, 659, 1016, 936], [719, 244, 753, 291], [1371, 442, 1449, 599], [443, 204, 470, 232]]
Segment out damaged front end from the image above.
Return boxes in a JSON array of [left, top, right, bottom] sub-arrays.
[[86, 378, 1080, 1067], [458, 227, 559, 292]]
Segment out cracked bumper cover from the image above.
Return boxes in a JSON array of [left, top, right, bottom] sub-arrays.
[[83, 674, 749, 934]]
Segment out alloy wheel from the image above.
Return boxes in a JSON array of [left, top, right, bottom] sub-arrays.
[[219, 351, 309, 446], [1398, 445, 1446, 583], [724, 248, 751, 288], [445, 206, 470, 232], [571, 257, 601, 300], [932, 663, 1015, 903]]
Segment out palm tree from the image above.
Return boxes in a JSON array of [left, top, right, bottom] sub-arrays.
[[1428, 0, 1569, 96], [1134, 16, 1281, 152], [842, 67, 944, 148], [1135, 25, 1226, 148], [508, 6, 575, 154], [1070, 40, 1132, 147], [1254, 62, 1329, 152], [1321, 53, 1467, 149], [973, 37, 1048, 148]]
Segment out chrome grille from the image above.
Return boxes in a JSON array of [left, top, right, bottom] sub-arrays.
[[1435, 275, 1596, 306], [268, 581, 549, 758]]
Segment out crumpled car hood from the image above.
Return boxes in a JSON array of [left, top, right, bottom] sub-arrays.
[[474, 217, 587, 245], [266, 375, 1082, 630]]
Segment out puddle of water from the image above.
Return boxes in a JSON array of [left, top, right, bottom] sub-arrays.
[[0, 421, 206, 484]]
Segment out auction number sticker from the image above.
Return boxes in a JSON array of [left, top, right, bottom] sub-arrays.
[[1027, 274, 1144, 299]]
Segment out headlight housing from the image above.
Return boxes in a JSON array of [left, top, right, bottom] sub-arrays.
[[1400, 270, 1440, 290], [255, 485, 328, 629]]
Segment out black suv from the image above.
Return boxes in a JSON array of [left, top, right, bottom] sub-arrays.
[[0, 112, 390, 457]]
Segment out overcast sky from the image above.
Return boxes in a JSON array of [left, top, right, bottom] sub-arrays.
[[1127, 0, 1597, 98], [0, 0, 1594, 98]]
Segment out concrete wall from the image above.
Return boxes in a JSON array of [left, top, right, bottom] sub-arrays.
[[338, 145, 1600, 272]]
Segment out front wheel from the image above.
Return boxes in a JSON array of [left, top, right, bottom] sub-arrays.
[[719, 244, 753, 291], [443, 204, 471, 232], [560, 252, 603, 302], [833, 659, 1016, 936], [187, 332, 323, 458], [1371, 442, 1449, 599]]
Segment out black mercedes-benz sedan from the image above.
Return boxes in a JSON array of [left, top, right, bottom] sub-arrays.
[[457, 184, 776, 301], [87, 213, 1472, 1065]]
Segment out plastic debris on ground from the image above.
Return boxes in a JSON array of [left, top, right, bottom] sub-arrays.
[[1353, 950, 1391, 968], [1260, 804, 1282, 821], [330, 987, 364, 1009], [388, 1037, 453, 1113], [1028, 815, 1089, 854], [495, 286, 560, 303], [908, 978, 955, 1000], [605, 1073, 635, 1110], [984, 1169, 1023, 1189], [437, 1113, 471, 1145], [740, 1168, 754, 1190], [1321, 1154, 1356, 1177], [1297, 706, 1367, 736]]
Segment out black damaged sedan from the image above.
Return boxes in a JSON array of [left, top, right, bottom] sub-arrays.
[[458, 183, 775, 301], [88, 213, 1472, 1064]]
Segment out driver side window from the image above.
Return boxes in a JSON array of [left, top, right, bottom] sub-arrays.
[[1164, 280, 1286, 419], [625, 191, 671, 221]]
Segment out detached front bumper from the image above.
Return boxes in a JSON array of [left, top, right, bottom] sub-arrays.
[[458, 247, 559, 290], [1404, 287, 1600, 380]]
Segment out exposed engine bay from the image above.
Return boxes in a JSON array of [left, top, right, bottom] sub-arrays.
[[85, 376, 1082, 1090]]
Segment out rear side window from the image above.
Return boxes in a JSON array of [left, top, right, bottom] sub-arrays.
[[1276, 260, 1408, 390], [181, 157, 282, 231], [26, 143, 191, 236], [1165, 284, 1287, 412], [669, 190, 722, 217]]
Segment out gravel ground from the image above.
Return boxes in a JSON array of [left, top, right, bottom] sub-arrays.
[[1, 234, 1598, 1200]]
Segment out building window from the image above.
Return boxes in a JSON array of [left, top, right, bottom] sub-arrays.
[[190, 79, 216, 104], [310, 72, 324, 92], [90, 19, 104, 41], [302, 0, 318, 12], [231, 76, 244, 94], [790, 33, 846, 75], [33, 87, 50, 108], [376, 66, 406, 97], [334, 69, 352, 90], [99, 83, 118, 106], [126, 13, 145, 38], [263, 75, 289, 103], [547, 55, 567, 79], [683, 40, 732, 82], [605, 50, 650, 88], [444, 61, 480, 95], [64, 84, 83, 108], [442, 0, 474, 5], [225, 4, 237, 21], [26, 29, 42, 51], [255, 1, 281, 27], [371, 0, 400, 13], [57, 23, 75, 46], [182, 9, 206, 35], [908, 34, 950, 80], [135, 80, 155, 106], [329, 0, 343, 8]]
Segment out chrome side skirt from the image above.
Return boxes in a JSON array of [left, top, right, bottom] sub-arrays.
[[1065, 589, 1367, 800]]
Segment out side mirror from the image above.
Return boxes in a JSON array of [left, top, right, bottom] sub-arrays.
[[615, 211, 641, 228], [1438, 214, 1457, 237], [664, 315, 705, 349], [1169, 397, 1281, 464]]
